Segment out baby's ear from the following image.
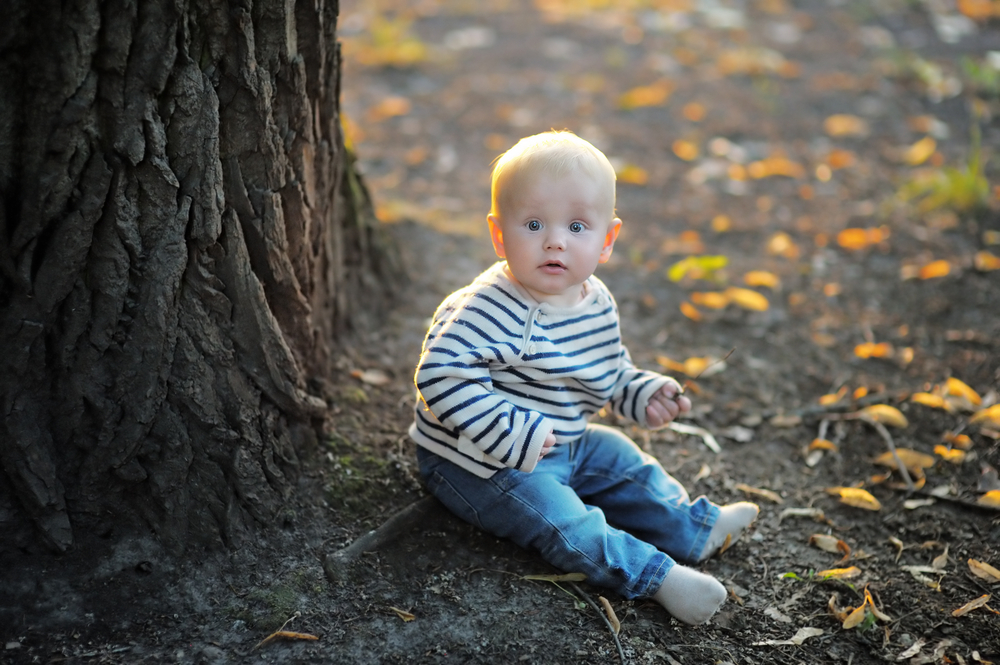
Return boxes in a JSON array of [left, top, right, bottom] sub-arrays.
[[598, 218, 623, 264], [487, 215, 506, 258]]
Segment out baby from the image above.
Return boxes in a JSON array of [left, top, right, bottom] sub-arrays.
[[409, 130, 758, 625]]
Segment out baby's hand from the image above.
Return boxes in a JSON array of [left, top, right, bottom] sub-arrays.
[[646, 381, 692, 429], [538, 431, 557, 459]]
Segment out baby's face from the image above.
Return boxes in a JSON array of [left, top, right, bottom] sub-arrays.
[[488, 169, 621, 308]]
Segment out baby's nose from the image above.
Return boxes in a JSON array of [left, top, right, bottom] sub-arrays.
[[544, 231, 567, 249]]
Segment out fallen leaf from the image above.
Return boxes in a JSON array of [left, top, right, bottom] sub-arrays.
[[679, 301, 702, 321], [824, 114, 869, 137], [952, 594, 992, 617], [943, 432, 973, 450], [828, 593, 849, 621], [919, 259, 951, 280], [842, 601, 868, 629], [971, 405, 1000, 429], [864, 587, 892, 621], [598, 596, 621, 635], [977, 490, 1000, 508], [903, 498, 937, 509], [724, 287, 770, 311], [690, 291, 730, 309], [819, 386, 849, 405], [826, 487, 882, 511], [667, 255, 728, 282], [934, 445, 965, 464], [809, 533, 849, 556], [854, 342, 894, 359], [873, 448, 935, 474], [818, 566, 862, 580], [858, 404, 909, 428], [945, 377, 982, 406], [901, 565, 945, 589], [752, 627, 824, 646], [743, 270, 780, 289], [522, 572, 587, 582], [911, 392, 951, 411], [619, 80, 674, 110], [367, 96, 412, 122], [778, 507, 828, 523], [897, 638, 927, 660], [672, 139, 700, 161], [889, 536, 905, 562], [769, 413, 802, 428], [808, 438, 838, 452], [764, 607, 793, 623], [735, 483, 784, 504], [617, 163, 649, 185], [351, 368, 392, 386], [932, 545, 950, 571], [904, 136, 937, 166], [390, 607, 416, 622], [968, 559, 1000, 583], [974, 250, 1000, 271]]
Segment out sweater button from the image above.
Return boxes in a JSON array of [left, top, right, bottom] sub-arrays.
[[528, 344, 537, 354]]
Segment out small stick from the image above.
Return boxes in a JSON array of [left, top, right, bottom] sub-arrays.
[[868, 419, 915, 494], [569, 581, 626, 665]]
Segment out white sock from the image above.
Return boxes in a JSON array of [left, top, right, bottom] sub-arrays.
[[653, 565, 727, 625], [697, 502, 759, 562]]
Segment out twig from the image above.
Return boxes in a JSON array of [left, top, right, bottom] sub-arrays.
[[322, 496, 443, 582], [569, 581, 626, 665], [867, 419, 915, 494]]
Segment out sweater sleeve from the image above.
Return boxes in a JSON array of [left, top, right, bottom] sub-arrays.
[[607, 345, 677, 428], [414, 298, 550, 472]]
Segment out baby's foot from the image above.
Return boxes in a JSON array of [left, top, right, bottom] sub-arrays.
[[653, 564, 727, 625], [697, 502, 759, 562]]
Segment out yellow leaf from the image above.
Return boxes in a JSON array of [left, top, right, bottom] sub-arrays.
[[904, 136, 937, 166], [978, 490, 1000, 508], [943, 432, 974, 450], [690, 291, 730, 309], [858, 404, 908, 428], [655, 356, 687, 374], [873, 448, 935, 473], [808, 438, 838, 452], [968, 559, 1000, 583], [682, 356, 712, 378], [952, 594, 992, 617], [618, 80, 674, 110], [837, 228, 871, 250], [724, 287, 769, 311], [971, 405, 1000, 429], [934, 445, 965, 464], [854, 342, 894, 359], [824, 114, 870, 137], [667, 255, 728, 281], [743, 270, 780, 289], [819, 386, 848, 405], [766, 232, 800, 259], [864, 587, 892, 622], [842, 602, 868, 629], [945, 377, 982, 406], [672, 139, 699, 161], [818, 566, 863, 580], [918, 259, 951, 280], [827, 487, 882, 511], [911, 392, 951, 411], [734, 483, 784, 504], [711, 215, 732, 232], [975, 250, 1000, 271], [616, 163, 649, 186], [679, 301, 702, 321]]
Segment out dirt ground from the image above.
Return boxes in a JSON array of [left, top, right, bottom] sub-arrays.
[[3, 0, 1000, 663]]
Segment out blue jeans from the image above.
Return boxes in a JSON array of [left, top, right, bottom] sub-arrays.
[[416, 424, 719, 599]]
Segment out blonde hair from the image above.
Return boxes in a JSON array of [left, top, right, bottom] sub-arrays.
[[490, 130, 617, 219]]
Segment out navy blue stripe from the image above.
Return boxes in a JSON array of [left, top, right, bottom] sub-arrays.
[[514, 418, 542, 468], [535, 305, 615, 330], [495, 384, 605, 412]]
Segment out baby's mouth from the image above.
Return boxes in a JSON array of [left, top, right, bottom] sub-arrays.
[[542, 260, 566, 269]]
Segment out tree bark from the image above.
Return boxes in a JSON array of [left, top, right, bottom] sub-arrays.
[[0, 0, 398, 554]]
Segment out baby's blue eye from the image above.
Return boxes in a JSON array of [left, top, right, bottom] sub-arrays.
[[527, 220, 541, 231], [569, 222, 584, 233]]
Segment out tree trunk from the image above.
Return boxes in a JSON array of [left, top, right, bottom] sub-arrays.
[[0, 0, 398, 554]]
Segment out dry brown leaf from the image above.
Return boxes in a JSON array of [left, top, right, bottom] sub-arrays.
[[919, 259, 951, 280], [690, 291, 730, 309], [809, 533, 849, 556], [808, 438, 838, 452], [842, 601, 868, 629], [679, 301, 702, 322], [818, 566, 862, 580], [858, 404, 908, 428], [968, 559, 1000, 583], [828, 594, 849, 621], [824, 114, 869, 137], [778, 507, 828, 523], [826, 487, 882, 511], [932, 545, 950, 571], [351, 368, 392, 386], [752, 627, 824, 646], [975, 250, 1000, 271], [735, 483, 784, 504], [389, 607, 416, 622], [598, 596, 621, 635], [889, 536, 905, 563], [952, 594, 992, 617], [873, 448, 935, 473]]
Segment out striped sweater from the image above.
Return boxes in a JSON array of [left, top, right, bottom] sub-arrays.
[[409, 262, 673, 478]]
